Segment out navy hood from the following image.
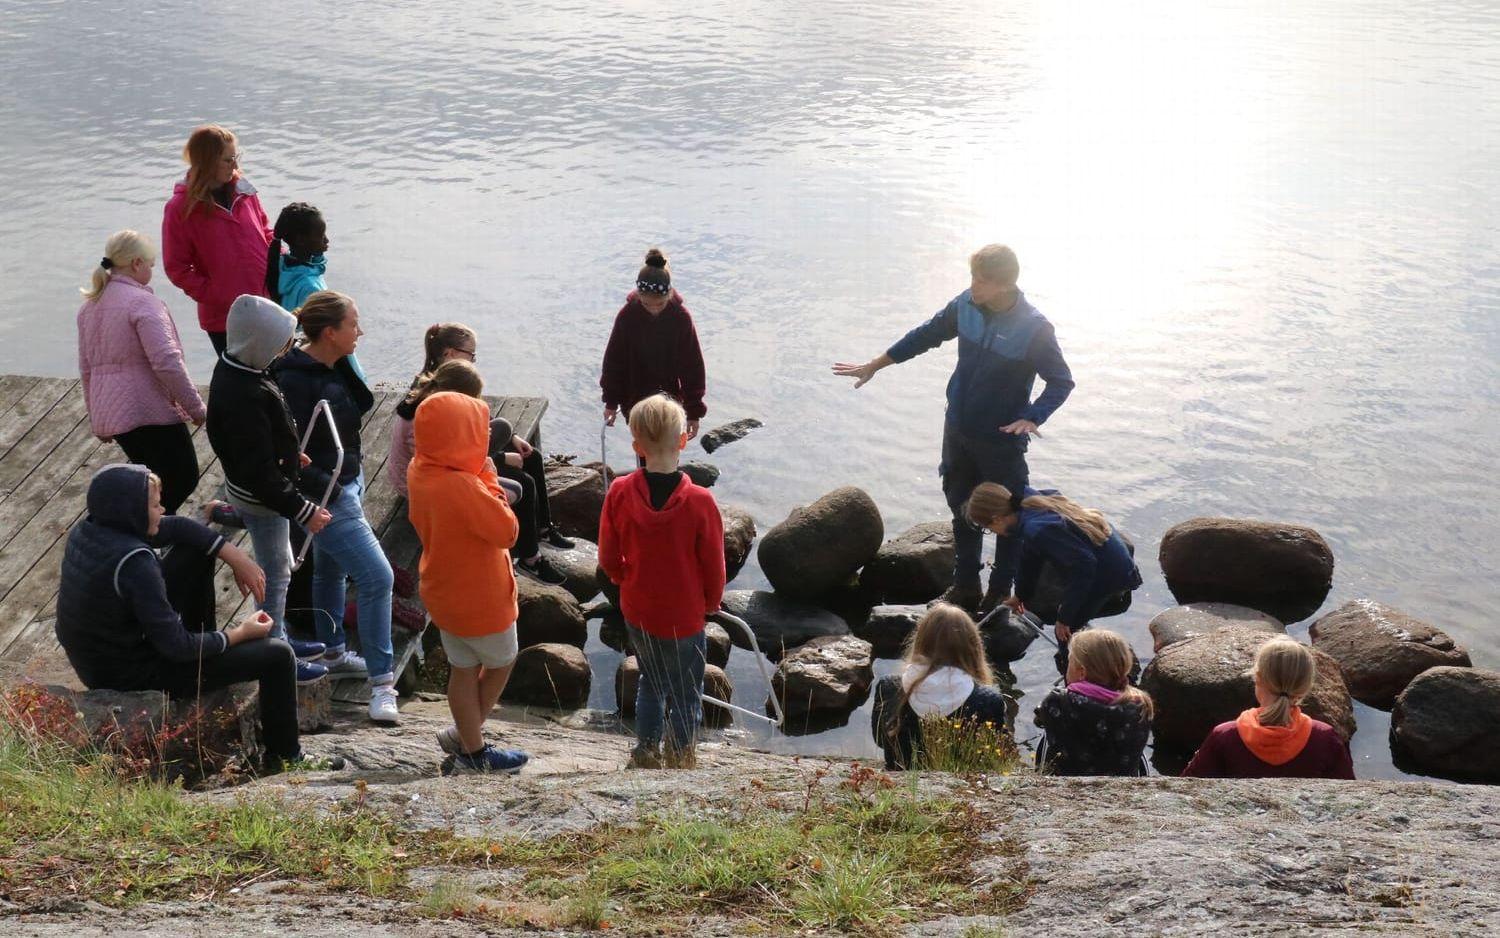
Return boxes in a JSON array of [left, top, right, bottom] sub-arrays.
[[87, 463, 153, 538]]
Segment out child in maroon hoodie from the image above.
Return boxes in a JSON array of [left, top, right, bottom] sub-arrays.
[[1183, 637, 1354, 779], [600, 248, 708, 440], [598, 393, 725, 769]]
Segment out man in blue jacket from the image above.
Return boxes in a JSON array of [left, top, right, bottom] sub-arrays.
[[833, 244, 1074, 614]]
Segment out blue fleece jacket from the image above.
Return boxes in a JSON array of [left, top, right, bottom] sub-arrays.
[[277, 254, 327, 312], [886, 289, 1074, 438], [1013, 489, 1141, 626]]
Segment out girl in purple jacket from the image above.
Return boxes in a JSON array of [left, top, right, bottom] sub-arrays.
[[76, 230, 205, 513]]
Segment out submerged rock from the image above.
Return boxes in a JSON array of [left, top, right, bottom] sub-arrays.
[[501, 643, 591, 709], [1140, 627, 1355, 754], [1148, 602, 1284, 653], [1390, 666, 1500, 783], [770, 634, 874, 720], [1158, 517, 1334, 623], [719, 590, 850, 661], [700, 418, 763, 453], [681, 461, 720, 488], [758, 486, 883, 600], [1311, 600, 1472, 709], [516, 576, 587, 649], [858, 521, 953, 605]]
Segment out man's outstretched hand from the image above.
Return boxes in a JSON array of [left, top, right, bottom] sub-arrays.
[[832, 353, 894, 389]]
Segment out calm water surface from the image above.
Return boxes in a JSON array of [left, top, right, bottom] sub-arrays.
[[3, 0, 1498, 778]]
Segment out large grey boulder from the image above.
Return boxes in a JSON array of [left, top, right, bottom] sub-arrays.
[[544, 461, 611, 541], [757, 486, 883, 599], [1148, 602, 1284, 653], [1390, 667, 1500, 783], [500, 643, 591, 709], [1140, 627, 1355, 754], [1159, 517, 1334, 623], [769, 634, 874, 719], [719, 590, 850, 661], [516, 576, 587, 649], [538, 537, 601, 603], [1311, 600, 1472, 709], [858, 521, 953, 604]]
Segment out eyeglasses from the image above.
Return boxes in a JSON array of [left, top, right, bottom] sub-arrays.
[[221, 151, 242, 166], [452, 347, 476, 362]]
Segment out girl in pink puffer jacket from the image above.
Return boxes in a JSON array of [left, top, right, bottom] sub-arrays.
[[76, 230, 205, 513]]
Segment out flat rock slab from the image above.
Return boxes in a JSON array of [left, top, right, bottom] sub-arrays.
[[1311, 600, 1471, 709], [1148, 602, 1284, 653]]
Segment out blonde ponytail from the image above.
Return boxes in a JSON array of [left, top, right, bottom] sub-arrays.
[[81, 230, 157, 302], [1253, 638, 1316, 727], [964, 482, 1113, 546]]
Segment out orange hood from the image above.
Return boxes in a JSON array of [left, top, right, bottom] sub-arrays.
[[1235, 706, 1313, 766], [412, 392, 490, 475]]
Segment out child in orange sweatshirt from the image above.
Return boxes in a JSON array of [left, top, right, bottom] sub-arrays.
[[407, 391, 529, 775], [598, 393, 725, 769]]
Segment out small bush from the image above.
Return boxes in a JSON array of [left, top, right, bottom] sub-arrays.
[[914, 716, 1021, 775]]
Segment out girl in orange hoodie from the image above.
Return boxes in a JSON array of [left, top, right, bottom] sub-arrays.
[[1183, 637, 1354, 779], [407, 391, 530, 776]]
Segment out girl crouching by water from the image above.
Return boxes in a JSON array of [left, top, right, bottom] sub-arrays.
[[870, 604, 1013, 771], [1034, 629, 1152, 776], [1183, 637, 1354, 779]]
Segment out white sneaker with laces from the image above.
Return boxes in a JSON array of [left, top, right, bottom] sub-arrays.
[[324, 649, 368, 679], [369, 683, 400, 725]]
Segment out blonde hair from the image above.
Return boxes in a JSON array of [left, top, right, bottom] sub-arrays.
[[969, 244, 1020, 284], [295, 290, 354, 342], [82, 230, 156, 302], [965, 482, 1112, 546], [1253, 637, 1316, 727], [1067, 629, 1153, 719], [405, 359, 483, 411], [887, 604, 995, 743], [181, 125, 237, 216], [628, 393, 687, 459]]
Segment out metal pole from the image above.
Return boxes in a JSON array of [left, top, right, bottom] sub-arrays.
[[292, 399, 343, 572]]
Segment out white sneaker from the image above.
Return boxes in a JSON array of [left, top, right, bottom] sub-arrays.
[[369, 684, 400, 725], [324, 650, 368, 679]]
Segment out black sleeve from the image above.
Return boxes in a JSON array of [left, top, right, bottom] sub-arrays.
[[151, 516, 225, 556], [241, 390, 320, 524], [117, 552, 228, 663]]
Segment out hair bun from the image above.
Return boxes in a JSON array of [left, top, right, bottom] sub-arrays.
[[643, 248, 668, 269]]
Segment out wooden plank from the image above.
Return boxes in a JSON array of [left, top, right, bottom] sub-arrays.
[[0, 375, 42, 424], [0, 381, 84, 498], [0, 412, 110, 558], [0, 377, 72, 459]]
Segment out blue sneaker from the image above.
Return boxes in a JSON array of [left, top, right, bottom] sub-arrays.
[[287, 638, 327, 661], [296, 659, 329, 686], [443, 745, 529, 776]]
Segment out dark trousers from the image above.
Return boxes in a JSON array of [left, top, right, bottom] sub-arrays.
[[115, 423, 200, 515], [489, 417, 555, 559], [157, 544, 301, 760], [207, 330, 227, 356], [941, 424, 1029, 595]]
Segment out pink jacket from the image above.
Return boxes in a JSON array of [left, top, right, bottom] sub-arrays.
[[161, 176, 273, 333], [388, 414, 416, 498], [76, 275, 206, 439]]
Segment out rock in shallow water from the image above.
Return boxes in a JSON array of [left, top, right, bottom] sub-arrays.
[[757, 486, 883, 600], [1158, 517, 1334, 623], [719, 590, 850, 661], [538, 537, 600, 603], [516, 576, 587, 649], [858, 521, 953, 605], [614, 656, 735, 727], [699, 418, 763, 453], [1311, 600, 1471, 709], [769, 634, 874, 719], [1148, 602, 1284, 653], [1390, 666, 1500, 783]]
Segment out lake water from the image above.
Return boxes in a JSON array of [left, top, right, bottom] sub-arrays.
[[2, 0, 1497, 779]]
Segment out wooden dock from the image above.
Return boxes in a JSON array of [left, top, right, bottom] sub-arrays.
[[0, 373, 547, 701]]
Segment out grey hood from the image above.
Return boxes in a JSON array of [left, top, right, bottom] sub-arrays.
[[226, 294, 296, 370]]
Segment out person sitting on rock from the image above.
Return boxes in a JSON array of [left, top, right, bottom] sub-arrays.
[[1182, 637, 1355, 779], [1034, 629, 1152, 776], [393, 322, 572, 582], [55, 464, 306, 774], [598, 393, 725, 770], [870, 603, 1014, 771], [407, 390, 530, 776], [833, 244, 1074, 615], [965, 482, 1141, 674]]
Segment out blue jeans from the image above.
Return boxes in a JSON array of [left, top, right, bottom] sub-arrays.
[[941, 424, 1029, 594], [231, 499, 292, 640], [312, 474, 395, 684], [629, 626, 707, 752]]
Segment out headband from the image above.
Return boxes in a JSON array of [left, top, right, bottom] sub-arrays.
[[636, 279, 671, 295], [100, 257, 114, 270]]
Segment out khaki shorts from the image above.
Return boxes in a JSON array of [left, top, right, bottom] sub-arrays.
[[439, 625, 518, 669]]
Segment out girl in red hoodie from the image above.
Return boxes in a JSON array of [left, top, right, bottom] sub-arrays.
[[600, 249, 708, 440], [1183, 637, 1354, 779], [598, 394, 725, 769]]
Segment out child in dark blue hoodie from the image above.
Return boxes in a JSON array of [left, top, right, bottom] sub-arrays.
[[965, 482, 1142, 674], [54, 464, 304, 771]]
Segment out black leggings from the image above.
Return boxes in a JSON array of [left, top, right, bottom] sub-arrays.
[[488, 418, 555, 559], [115, 423, 200, 514], [207, 331, 227, 356], [156, 543, 301, 761]]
